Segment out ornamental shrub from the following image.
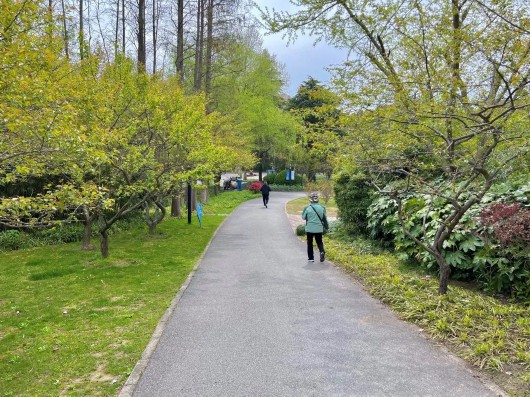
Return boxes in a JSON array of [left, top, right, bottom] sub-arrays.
[[475, 202, 530, 300], [296, 224, 306, 236], [272, 170, 303, 186], [334, 173, 374, 236], [248, 181, 263, 193], [363, 181, 530, 300]]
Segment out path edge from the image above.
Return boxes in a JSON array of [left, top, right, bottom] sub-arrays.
[[117, 214, 231, 397]]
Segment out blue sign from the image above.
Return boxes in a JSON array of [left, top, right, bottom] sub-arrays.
[[197, 202, 203, 227]]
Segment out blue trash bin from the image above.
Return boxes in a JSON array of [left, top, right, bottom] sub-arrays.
[[236, 179, 242, 191]]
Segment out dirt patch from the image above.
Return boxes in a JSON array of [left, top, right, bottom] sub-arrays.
[[90, 364, 116, 383]]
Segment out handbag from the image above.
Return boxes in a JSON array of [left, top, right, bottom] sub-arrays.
[[310, 205, 329, 234]]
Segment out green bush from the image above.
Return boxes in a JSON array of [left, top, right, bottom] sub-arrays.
[[364, 181, 530, 301], [0, 230, 29, 251], [296, 224, 306, 236], [265, 170, 303, 186], [0, 212, 145, 252], [334, 173, 374, 236], [269, 184, 304, 192]]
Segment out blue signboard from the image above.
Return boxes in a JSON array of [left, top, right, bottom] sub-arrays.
[[197, 202, 203, 227]]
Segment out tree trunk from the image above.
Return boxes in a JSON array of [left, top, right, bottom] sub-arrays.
[[191, 189, 197, 212], [204, 0, 213, 96], [176, 0, 184, 82], [137, 0, 146, 72], [436, 253, 451, 294], [121, 0, 125, 53], [100, 229, 109, 258], [61, 0, 70, 59], [171, 196, 181, 217], [152, 0, 158, 73], [194, 0, 205, 91], [201, 186, 208, 203], [81, 207, 96, 251], [115, 0, 120, 58], [79, 0, 84, 59], [144, 200, 166, 235]]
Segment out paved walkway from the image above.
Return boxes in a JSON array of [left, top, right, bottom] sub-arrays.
[[121, 192, 504, 397]]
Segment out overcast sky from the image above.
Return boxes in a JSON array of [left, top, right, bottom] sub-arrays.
[[251, 1, 348, 96]]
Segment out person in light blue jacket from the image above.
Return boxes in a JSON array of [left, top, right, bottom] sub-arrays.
[[301, 192, 328, 262]]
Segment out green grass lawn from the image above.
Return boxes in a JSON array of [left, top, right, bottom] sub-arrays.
[[286, 196, 338, 218], [0, 191, 257, 396]]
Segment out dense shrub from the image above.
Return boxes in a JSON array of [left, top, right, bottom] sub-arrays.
[[265, 170, 303, 186], [364, 181, 530, 300], [0, 230, 29, 251], [268, 184, 304, 192], [475, 202, 530, 300], [334, 173, 374, 236], [296, 224, 306, 236], [263, 173, 276, 184], [0, 212, 144, 252], [248, 181, 263, 193]]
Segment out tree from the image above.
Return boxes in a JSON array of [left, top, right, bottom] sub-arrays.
[[211, 44, 296, 180], [262, 0, 530, 293], [287, 77, 342, 181]]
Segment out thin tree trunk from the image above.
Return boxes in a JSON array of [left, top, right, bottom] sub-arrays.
[[137, 0, 146, 72], [436, 254, 451, 294], [194, 0, 205, 90], [176, 0, 184, 82], [79, 205, 96, 250], [79, 0, 84, 58], [115, 0, 119, 58], [171, 196, 181, 217], [152, 0, 158, 73], [61, 0, 70, 59], [100, 229, 109, 258], [122, 0, 125, 54], [204, 0, 213, 95]]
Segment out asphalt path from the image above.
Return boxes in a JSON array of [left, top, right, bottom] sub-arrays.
[[123, 192, 504, 397]]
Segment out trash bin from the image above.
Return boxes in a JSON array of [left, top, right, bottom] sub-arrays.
[[236, 178, 242, 191]]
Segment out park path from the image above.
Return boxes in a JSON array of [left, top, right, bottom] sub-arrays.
[[121, 192, 504, 397]]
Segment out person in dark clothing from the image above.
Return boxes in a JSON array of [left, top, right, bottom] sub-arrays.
[[260, 181, 271, 208]]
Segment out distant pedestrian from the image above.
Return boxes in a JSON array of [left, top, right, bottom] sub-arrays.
[[301, 192, 328, 262], [260, 181, 271, 208]]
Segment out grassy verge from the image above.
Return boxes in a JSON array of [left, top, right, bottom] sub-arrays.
[[325, 235, 530, 396], [286, 196, 338, 218], [0, 190, 257, 396]]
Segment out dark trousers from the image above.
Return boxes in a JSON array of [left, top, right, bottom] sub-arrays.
[[262, 194, 269, 206], [306, 232, 324, 260]]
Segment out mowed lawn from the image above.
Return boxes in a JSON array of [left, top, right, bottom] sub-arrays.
[[0, 191, 257, 396]]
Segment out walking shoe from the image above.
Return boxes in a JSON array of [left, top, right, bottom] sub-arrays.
[[320, 251, 325, 262], [308, 259, 314, 262]]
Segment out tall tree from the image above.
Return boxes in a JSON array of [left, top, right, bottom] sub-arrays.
[[193, 0, 205, 90], [175, 0, 184, 81], [287, 77, 342, 181], [137, 0, 146, 72]]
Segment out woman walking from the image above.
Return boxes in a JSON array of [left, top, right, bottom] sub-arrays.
[[301, 192, 328, 262]]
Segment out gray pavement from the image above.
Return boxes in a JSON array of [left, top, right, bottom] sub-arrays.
[[122, 192, 505, 397]]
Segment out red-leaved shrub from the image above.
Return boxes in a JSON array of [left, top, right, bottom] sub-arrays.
[[248, 181, 263, 194], [479, 202, 530, 245]]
